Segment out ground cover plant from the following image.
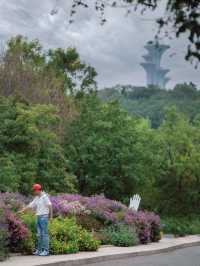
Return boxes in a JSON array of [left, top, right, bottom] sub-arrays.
[[101, 224, 139, 247]]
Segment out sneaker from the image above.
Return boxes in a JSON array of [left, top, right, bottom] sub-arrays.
[[39, 250, 49, 256], [33, 250, 40, 256]]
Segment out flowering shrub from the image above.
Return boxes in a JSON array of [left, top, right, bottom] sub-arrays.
[[51, 194, 161, 244], [52, 199, 91, 216], [1, 192, 161, 253], [146, 212, 161, 242], [5, 209, 34, 254], [124, 210, 161, 244], [51, 194, 126, 223], [0, 193, 28, 212]]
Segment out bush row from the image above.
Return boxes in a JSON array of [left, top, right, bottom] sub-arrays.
[[50, 194, 162, 244], [0, 192, 162, 260]]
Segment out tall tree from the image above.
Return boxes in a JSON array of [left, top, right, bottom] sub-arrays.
[[48, 47, 97, 96], [154, 107, 200, 215], [0, 36, 98, 133], [0, 97, 77, 194], [64, 95, 153, 201]]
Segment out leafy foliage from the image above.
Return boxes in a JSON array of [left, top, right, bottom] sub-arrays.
[[20, 212, 37, 244], [0, 208, 9, 261], [49, 217, 100, 254], [0, 96, 77, 194], [64, 95, 152, 201], [102, 224, 138, 247], [0, 36, 98, 134], [48, 47, 97, 95], [162, 216, 200, 237], [98, 85, 200, 216], [153, 107, 200, 215], [99, 83, 200, 128], [78, 229, 100, 251]]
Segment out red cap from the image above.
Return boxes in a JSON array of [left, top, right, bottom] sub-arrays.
[[32, 184, 42, 192]]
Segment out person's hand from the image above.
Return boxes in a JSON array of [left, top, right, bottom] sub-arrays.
[[17, 205, 28, 214], [17, 208, 25, 214]]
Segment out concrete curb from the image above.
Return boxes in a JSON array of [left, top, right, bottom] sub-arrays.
[[37, 239, 200, 266]]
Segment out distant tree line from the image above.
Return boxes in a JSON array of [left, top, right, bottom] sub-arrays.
[[99, 83, 200, 128]]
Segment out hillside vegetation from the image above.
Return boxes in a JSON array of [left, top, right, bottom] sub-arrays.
[[98, 83, 200, 128]]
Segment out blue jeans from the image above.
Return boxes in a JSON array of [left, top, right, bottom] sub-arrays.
[[36, 215, 49, 253]]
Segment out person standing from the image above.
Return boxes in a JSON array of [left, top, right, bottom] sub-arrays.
[[20, 183, 53, 256]]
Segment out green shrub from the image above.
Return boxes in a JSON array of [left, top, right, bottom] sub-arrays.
[[21, 214, 100, 254], [50, 239, 79, 254], [78, 229, 100, 251], [49, 217, 79, 254], [49, 217, 99, 255], [0, 229, 9, 261], [20, 213, 36, 235], [76, 214, 103, 232], [92, 231, 111, 245], [20, 212, 37, 249], [103, 224, 138, 247], [0, 210, 9, 261], [20, 234, 35, 255], [162, 217, 188, 236], [162, 217, 200, 237], [188, 219, 200, 234]]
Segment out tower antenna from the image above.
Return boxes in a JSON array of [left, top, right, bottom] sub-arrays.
[[141, 38, 170, 89]]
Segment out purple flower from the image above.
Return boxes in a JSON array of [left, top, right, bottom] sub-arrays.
[[0, 192, 161, 245]]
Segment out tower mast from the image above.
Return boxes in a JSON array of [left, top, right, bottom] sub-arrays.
[[141, 39, 170, 89]]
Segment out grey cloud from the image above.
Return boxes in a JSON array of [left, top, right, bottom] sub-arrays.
[[0, 0, 199, 89]]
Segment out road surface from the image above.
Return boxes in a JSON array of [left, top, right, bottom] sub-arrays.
[[86, 246, 200, 266]]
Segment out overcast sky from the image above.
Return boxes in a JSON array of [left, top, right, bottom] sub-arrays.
[[0, 0, 199, 89]]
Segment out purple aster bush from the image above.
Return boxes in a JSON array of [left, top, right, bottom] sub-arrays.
[[0, 196, 34, 255], [0, 192, 161, 247], [0, 193, 28, 212], [124, 210, 161, 244], [145, 212, 161, 242], [50, 194, 86, 216], [5, 209, 29, 251], [3, 208, 34, 254], [124, 210, 151, 244], [51, 194, 126, 224], [50, 193, 161, 244], [83, 195, 126, 223]]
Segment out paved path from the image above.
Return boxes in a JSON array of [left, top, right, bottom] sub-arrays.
[[1, 236, 200, 266], [87, 246, 200, 266]]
